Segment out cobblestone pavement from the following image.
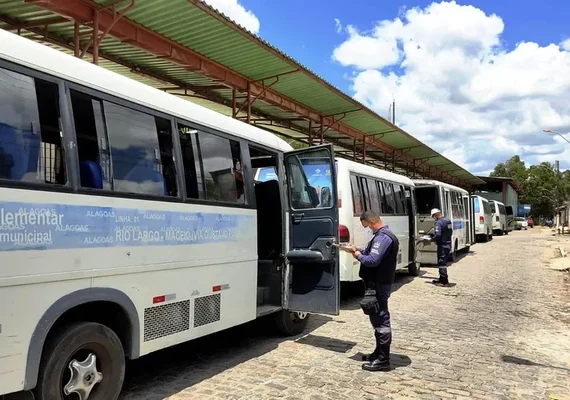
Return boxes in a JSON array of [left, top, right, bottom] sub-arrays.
[[120, 230, 570, 400]]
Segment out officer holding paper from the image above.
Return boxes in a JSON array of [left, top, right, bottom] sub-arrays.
[[339, 211, 399, 372]]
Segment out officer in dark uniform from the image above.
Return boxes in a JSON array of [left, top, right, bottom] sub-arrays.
[[431, 208, 453, 286], [349, 211, 399, 372]]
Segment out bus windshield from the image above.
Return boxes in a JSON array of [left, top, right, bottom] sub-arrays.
[[415, 186, 440, 214]]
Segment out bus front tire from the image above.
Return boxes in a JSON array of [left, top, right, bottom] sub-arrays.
[[34, 322, 125, 400], [274, 310, 310, 336]]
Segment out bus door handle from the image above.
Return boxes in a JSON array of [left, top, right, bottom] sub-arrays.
[[291, 213, 305, 223]]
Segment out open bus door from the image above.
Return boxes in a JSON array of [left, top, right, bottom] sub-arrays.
[[282, 144, 340, 316]]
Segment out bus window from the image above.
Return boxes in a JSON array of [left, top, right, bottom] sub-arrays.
[[376, 180, 387, 213], [0, 67, 66, 185], [366, 178, 380, 213], [382, 182, 396, 214], [103, 101, 170, 197], [155, 118, 178, 197], [360, 177, 371, 211], [71, 90, 111, 190], [255, 167, 278, 182], [350, 174, 363, 216], [415, 186, 440, 214], [393, 184, 405, 214], [177, 124, 200, 199], [195, 131, 244, 204], [300, 158, 334, 208]]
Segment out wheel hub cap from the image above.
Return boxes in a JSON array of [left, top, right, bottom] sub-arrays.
[[64, 353, 103, 400], [296, 312, 307, 320]]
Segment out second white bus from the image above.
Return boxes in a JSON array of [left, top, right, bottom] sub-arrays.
[[255, 158, 419, 280], [414, 180, 473, 263]]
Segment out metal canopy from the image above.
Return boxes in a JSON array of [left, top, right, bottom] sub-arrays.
[[0, 0, 484, 188]]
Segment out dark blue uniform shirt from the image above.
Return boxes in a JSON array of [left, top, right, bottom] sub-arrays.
[[433, 217, 452, 247], [357, 225, 394, 268]]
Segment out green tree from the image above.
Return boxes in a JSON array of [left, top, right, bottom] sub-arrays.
[[490, 155, 528, 187], [489, 157, 570, 219]]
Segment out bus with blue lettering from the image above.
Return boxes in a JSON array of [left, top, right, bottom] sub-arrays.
[[413, 180, 474, 263], [0, 29, 341, 400]]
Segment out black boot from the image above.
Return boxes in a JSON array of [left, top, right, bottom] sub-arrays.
[[432, 278, 441, 284], [362, 358, 391, 372], [434, 277, 450, 286], [361, 351, 378, 362]]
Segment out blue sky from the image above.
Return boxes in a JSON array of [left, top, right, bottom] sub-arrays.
[[240, 0, 569, 91], [208, 0, 570, 174]]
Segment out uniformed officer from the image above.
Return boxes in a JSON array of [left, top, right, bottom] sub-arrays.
[[349, 211, 400, 372], [430, 208, 452, 286]]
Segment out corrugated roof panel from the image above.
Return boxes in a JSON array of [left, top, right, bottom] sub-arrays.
[[0, 0, 483, 186]]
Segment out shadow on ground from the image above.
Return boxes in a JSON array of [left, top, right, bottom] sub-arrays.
[[349, 352, 412, 370], [501, 355, 570, 372], [119, 313, 333, 399]]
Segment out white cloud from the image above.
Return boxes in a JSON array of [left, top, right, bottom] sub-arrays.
[[332, 1, 570, 175], [203, 0, 260, 34], [334, 18, 342, 34]]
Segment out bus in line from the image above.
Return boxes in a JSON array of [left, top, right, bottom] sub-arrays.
[[490, 200, 508, 235], [472, 195, 493, 242], [255, 157, 420, 279], [0, 29, 341, 399], [413, 180, 474, 263]]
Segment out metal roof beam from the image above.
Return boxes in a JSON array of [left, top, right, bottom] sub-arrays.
[[4, 16, 69, 29], [30, 0, 435, 178]]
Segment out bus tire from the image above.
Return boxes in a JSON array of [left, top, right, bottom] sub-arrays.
[[34, 322, 125, 400], [274, 310, 310, 336], [482, 233, 489, 242], [408, 262, 420, 276]]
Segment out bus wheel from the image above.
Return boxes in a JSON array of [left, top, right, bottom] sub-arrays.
[[274, 310, 310, 336], [34, 322, 125, 400], [408, 262, 421, 276]]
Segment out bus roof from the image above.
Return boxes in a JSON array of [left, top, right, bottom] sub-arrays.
[[413, 179, 469, 195], [0, 29, 293, 153], [336, 158, 414, 186], [471, 194, 489, 202]]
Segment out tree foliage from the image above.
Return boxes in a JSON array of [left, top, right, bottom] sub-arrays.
[[490, 156, 570, 218]]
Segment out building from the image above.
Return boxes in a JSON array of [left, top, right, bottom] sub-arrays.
[[474, 176, 521, 212]]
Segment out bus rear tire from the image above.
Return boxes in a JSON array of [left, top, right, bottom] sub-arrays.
[[274, 310, 310, 336], [408, 262, 421, 276], [34, 322, 125, 400]]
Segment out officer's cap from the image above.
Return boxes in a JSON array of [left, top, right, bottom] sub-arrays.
[[430, 208, 441, 216]]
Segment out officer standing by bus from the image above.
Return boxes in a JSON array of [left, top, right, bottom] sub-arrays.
[[430, 208, 452, 286], [347, 211, 399, 372]]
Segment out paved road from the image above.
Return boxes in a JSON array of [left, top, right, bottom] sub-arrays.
[[121, 230, 570, 400]]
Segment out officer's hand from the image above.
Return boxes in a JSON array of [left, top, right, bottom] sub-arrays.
[[353, 250, 361, 259], [349, 245, 357, 253]]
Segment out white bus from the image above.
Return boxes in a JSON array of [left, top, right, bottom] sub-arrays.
[[255, 158, 419, 279], [413, 180, 473, 263], [490, 200, 508, 235], [0, 30, 342, 399], [472, 195, 493, 242]]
